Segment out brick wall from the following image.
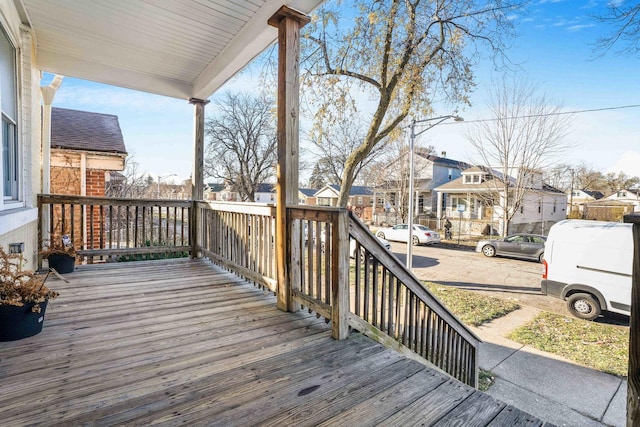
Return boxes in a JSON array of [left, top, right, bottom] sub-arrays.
[[50, 165, 109, 251], [86, 170, 106, 248], [86, 169, 106, 197]]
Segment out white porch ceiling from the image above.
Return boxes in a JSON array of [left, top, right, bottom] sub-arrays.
[[18, 0, 323, 100]]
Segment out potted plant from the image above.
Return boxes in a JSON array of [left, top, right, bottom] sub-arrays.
[[42, 234, 77, 274], [0, 246, 58, 341]]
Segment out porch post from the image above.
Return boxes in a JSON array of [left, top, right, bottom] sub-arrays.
[[268, 6, 310, 312], [331, 209, 350, 339], [40, 75, 63, 246], [189, 97, 209, 258], [625, 213, 640, 426], [436, 191, 443, 229]]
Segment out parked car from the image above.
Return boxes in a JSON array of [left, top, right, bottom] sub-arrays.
[[541, 220, 632, 320], [476, 234, 546, 263], [350, 235, 391, 259], [320, 235, 391, 259], [376, 224, 441, 245]]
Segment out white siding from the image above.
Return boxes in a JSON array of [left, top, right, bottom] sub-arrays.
[[0, 1, 42, 269]]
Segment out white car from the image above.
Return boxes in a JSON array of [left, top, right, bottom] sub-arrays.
[[376, 224, 441, 246], [320, 235, 391, 259], [349, 236, 391, 259]]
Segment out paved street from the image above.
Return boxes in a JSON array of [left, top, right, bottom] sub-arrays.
[[388, 241, 629, 326]]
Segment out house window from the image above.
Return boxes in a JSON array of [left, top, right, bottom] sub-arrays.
[[553, 200, 556, 213], [520, 205, 523, 214], [451, 196, 468, 209], [618, 191, 626, 198], [357, 196, 363, 205], [473, 175, 480, 183], [464, 175, 472, 184], [1, 26, 18, 202]]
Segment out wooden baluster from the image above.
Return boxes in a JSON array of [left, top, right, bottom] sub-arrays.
[[372, 256, 379, 328], [134, 206, 139, 248], [324, 221, 332, 305], [126, 205, 130, 248], [380, 267, 387, 332]]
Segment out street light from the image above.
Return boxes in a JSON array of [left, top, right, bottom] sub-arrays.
[[157, 174, 177, 198], [406, 115, 463, 269]]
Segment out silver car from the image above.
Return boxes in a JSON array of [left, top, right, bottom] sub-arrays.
[[476, 234, 546, 263]]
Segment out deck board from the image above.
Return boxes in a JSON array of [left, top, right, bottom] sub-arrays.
[[0, 258, 550, 426]]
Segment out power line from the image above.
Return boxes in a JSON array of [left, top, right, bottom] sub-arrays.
[[445, 103, 640, 124]]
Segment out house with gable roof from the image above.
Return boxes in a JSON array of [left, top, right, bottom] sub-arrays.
[[299, 188, 318, 206], [604, 188, 640, 212], [315, 184, 373, 208], [568, 189, 604, 216], [373, 153, 468, 225], [50, 107, 127, 198], [434, 166, 567, 235], [254, 183, 276, 203]]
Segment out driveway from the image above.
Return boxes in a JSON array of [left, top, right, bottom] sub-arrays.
[[388, 241, 629, 326]]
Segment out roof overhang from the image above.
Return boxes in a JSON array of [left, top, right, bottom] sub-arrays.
[[19, 0, 324, 100]]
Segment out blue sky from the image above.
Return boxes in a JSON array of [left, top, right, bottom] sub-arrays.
[[44, 0, 640, 185]]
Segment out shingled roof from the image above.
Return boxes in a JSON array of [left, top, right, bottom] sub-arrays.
[[51, 107, 127, 154]]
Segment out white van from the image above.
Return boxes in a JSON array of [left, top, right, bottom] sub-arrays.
[[541, 219, 633, 320]]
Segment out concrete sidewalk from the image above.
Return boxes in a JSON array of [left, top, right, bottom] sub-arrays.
[[470, 306, 626, 427]]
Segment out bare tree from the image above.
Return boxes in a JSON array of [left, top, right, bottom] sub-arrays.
[[301, 0, 521, 207], [594, 2, 640, 57], [369, 139, 435, 223], [466, 78, 572, 235], [106, 155, 149, 199], [308, 114, 390, 187], [545, 162, 640, 195], [204, 92, 277, 202]]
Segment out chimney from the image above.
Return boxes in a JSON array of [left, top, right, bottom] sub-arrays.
[[441, 151, 446, 158]]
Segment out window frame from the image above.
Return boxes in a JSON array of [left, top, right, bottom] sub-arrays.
[[0, 23, 20, 208]]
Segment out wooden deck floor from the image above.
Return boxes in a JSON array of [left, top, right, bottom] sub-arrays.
[[0, 258, 549, 426]]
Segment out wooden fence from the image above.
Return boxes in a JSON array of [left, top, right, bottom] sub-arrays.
[[37, 194, 191, 267]]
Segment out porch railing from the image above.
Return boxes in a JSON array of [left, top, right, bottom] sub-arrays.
[[196, 201, 277, 292], [37, 196, 479, 387], [286, 207, 480, 386], [37, 194, 191, 268]]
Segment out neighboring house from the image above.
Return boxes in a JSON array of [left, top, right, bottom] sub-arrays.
[[159, 183, 191, 200], [299, 188, 318, 206], [315, 184, 374, 220], [50, 107, 127, 198], [254, 183, 276, 203], [315, 184, 373, 208], [434, 167, 567, 235], [375, 153, 468, 218], [568, 189, 604, 216], [204, 183, 239, 202], [49, 107, 127, 250], [604, 188, 640, 212]]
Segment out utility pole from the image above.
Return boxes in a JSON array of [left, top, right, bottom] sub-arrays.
[[569, 168, 575, 218]]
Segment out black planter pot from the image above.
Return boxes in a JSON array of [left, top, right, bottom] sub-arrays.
[[47, 253, 75, 274], [0, 301, 49, 341]]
